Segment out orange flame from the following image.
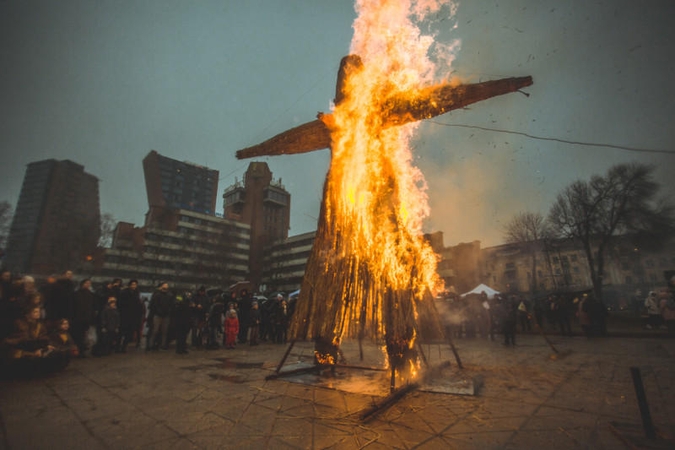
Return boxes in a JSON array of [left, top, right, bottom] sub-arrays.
[[320, 0, 454, 363]]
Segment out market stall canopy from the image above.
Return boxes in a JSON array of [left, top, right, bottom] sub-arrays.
[[460, 284, 500, 299]]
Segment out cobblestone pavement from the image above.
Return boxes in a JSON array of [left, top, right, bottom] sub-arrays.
[[1, 335, 673, 449]]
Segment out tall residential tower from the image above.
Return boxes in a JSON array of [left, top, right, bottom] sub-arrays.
[[142, 150, 219, 215], [5, 159, 100, 275]]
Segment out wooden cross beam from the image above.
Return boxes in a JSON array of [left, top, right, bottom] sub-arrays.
[[236, 54, 532, 159]]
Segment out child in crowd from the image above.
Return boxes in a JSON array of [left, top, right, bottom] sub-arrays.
[[50, 319, 79, 358], [224, 308, 239, 349]]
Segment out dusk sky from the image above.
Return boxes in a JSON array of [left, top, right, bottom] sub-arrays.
[[2, 0, 674, 248]]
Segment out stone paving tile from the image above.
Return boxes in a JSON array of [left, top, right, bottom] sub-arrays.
[[1, 336, 674, 449], [85, 413, 177, 449], [445, 430, 516, 449]]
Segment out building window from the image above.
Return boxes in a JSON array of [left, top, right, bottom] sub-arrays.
[[570, 254, 578, 262]]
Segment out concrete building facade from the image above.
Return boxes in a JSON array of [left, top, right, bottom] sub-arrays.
[[92, 207, 250, 291], [478, 235, 675, 305], [261, 231, 316, 293], [143, 150, 219, 215], [5, 159, 100, 275]]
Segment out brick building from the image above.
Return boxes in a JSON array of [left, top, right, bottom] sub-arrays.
[[223, 162, 290, 287]]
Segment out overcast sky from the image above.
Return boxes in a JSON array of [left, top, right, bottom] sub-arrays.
[[2, 0, 674, 248]]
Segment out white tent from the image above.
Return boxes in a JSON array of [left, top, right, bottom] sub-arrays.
[[460, 283, 500, 299]]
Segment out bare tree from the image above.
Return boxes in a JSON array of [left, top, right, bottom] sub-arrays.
[[548, 162, 674, 301], [503, 211, 549, 293], [99, 213, 116, 248], [0, 201, 13, 250]]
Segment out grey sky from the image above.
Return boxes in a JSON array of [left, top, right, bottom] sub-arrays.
[[2, 0, 674, 248]]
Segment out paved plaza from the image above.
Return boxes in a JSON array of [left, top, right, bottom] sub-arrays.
[[1, 334, 673, 449]]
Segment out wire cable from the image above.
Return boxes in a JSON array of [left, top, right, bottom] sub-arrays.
[[429, 121, 675, 155]]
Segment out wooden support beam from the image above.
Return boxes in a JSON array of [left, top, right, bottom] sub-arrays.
[[236, 75, 533, 160]]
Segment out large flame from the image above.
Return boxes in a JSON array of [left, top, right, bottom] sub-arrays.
[[292, 0, 457, 382], [331, 2, 449, 351]]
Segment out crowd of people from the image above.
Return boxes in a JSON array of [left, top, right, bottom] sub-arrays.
[[0, 268, 295, 378], [3, 266, 674, 378], [439, 276, 675, 345]]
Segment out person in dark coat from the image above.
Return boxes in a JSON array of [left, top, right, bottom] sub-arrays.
[[49, 319, 78, 357], [249, 301, 261, 346], [2, 306, 51, 360], [72, 279, 96, 356], [0, 269, 19, 341], [498, 295, 518, 346], [49, 318, 78, 370], [591, 296, 609, 336], [237, 289, 252, 344], [95, 296, 120, 356], [173, 293, 191, 354], [46, 270, 76, 326], [1, 306, 66, 377], [147, 282, 173, 350], [274, 299, 291, 344], [556, 295, 573, 336], [116, 280, 143, 353], [190, 286, 210, 347], [206, 298, 225, 349]]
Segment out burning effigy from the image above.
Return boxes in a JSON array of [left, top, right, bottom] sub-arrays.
[[236, 0, 532, 390]]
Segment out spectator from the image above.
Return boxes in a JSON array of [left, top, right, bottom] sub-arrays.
[[659, 277, 675, 335], [557, 295, 573, 336], [249, 301, 261, 346], [0, 269, 20, 341], [578, 293, 592, 338], [498, 295, 517, 346], [46, 270, 75, 327], [173, 293, 191, 354], [190, 286, 210, 348], [95, 296, 120, 356], [147, 282, 173, 351], [1, 306, 73, 377], [117, 280, 143, 353], [206, 298, 224, 349], [238, 289, 252, 344], [223, 308, 239, 349], [517, 296, 531, 332], [49, 318, 78, 370], [644, 291, 662, 330], [274, 298, 291, 344], [72, 279, 96, 356]]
